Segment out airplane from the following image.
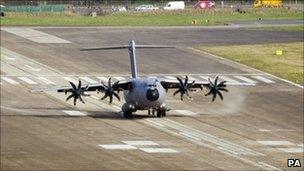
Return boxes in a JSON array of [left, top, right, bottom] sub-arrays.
[[30, 40, 255, 118]]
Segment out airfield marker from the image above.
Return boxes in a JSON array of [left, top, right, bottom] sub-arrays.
[[251, 76, 275, 83], [1, 77, 19, 85], [18, 77, 38, 85]]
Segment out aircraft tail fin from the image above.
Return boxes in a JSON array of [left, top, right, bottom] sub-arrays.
[[81, 40, 175, 78]]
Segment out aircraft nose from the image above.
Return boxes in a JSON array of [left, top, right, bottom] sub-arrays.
[[146, 89, 159, 101]]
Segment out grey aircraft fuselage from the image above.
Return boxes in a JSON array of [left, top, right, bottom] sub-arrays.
[[122, 77, 166, 112]]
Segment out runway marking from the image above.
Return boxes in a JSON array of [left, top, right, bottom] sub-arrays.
[[187, 76, 197, 81], [256, 141, 294, 146], [25, 65, 41, 71], [62, 77, 77, 83], [144, 118, 263, 156], [277, 147, 303, 153], [17, 77, 37, 85], [1, 27, 71, 43], [62, 110, 87, 116], [179, 132, 201, 141], [298, 144, 303, 147], [36, 77, 55, 85], [91, 95, 100, 100], [139, 148, 179, 153], [79, 77, 98, 84], [99, 144, 137, 150], [174, 110, 197, 116], [5, 56, 16, 61], [145, 119, 164, 127], [96, 76, 108, 82], [220, 76, 241, 84], [258, 162, 281, 171], [258, 129, 297, 132], [122, 141, 159, 146], [199, 76, 210, 81], [113, 76, 125, 81], [165, 76, 176, 80], [251, 76, 275, 83], [1, 77, 19, 85], [217, 146, 239, 155], [234, 76, 257, 84]]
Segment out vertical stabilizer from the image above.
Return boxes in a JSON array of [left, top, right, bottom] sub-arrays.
[[128, 40, 138, 78]]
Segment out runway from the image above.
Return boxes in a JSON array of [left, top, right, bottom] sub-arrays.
[[1, 26, 303, 170]]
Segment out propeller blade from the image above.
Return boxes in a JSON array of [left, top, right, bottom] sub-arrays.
[[217, 91, 223, 100], [66, 94, 74, 102], [69, 82, 77, 91], [176, 77, 183, 87], [173, 89, 181, 96], [109, 94, 113, 103], [101, 94, 108, 100], [184, 75, 188, 86], [78, 80, 82, 91], [73, 97, 77, 106], [113, 92, 120, 101], [79, 96, 85, 104], [218, 87, 228, 92]]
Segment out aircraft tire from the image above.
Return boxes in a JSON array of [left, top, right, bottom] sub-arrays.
[[157, 110, 166, 118], [123, 110, 133, 118]]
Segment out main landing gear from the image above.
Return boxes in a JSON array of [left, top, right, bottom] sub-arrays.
[[148, 109, 166, 118]]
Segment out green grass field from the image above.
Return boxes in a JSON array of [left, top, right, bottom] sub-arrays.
[[196, 42, 304, 84], [1, 8, 303, 26]]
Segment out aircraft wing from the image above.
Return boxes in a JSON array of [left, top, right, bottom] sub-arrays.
[[30, 81, 130, 93], [160, 76, 255, 101], [160, 79, 255, 91]]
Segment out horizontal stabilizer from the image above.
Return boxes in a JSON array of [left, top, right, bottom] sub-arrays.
[[81, 45, 175, 51]]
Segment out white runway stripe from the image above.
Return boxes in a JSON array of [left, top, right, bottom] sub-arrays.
[[1, 27, 71, 43], [139, 148, 178, 153], [79, 77, 98, 84], [96, 76, 108, 82], [1, 77, 19, 84], [113, 76, 125, 81], [62, 110, 87, 116], [18, 77, 37, 84], [122, 141, 159, 146], [277, 147, 303, 153], [220, 76, 241, 84], [99, 144, 137, 150], [165, 76, 176, 80], [36, 77, 55, 85], [258, 162, 281, 171], [199, 76, 210, 81], [234, 76, 257, 83], [62, 77, 77, 83], [174, 110, 197, 116], [256, 141, 294, 146], [251, 76, 275, 83]]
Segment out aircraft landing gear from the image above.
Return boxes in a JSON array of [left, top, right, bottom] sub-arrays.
[[157, 110, 166, 118], [123, 110, 133, 118]]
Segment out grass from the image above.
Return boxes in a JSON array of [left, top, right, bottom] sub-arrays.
[[246, 25, 304, 32], [0, 8, 303, 26], [195, 42, 304, 84]]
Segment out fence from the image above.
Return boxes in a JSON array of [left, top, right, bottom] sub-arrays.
[[0, 0, 302, 13]]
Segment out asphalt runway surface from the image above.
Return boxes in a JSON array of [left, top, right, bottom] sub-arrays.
[[1, 26, 303, 170]]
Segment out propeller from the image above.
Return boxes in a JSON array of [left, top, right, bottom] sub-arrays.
[[65, 80, 90, 106], [98, 77, 120, 103], [173, 76, 196, 100], [205, 76, 228, 101]]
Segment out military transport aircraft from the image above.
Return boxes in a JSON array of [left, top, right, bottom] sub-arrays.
[[31, 40, 254, 118]]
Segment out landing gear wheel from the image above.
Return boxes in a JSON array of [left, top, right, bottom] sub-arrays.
[[123, 110, 133, 118], [157, 110, 166, 118]]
